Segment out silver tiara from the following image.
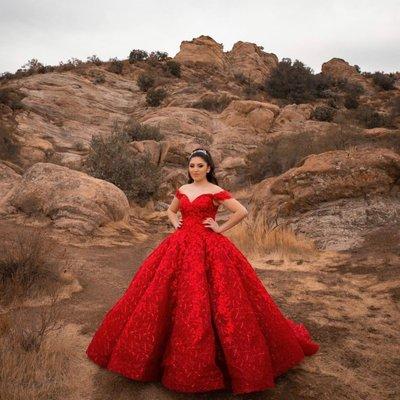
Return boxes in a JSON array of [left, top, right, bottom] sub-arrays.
[[190, 149, 208, 157]]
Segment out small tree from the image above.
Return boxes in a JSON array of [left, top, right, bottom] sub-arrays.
[[129, 49, 148, 63], [146, 88, 167, 107]]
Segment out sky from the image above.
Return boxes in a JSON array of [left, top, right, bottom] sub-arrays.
[[1, 0, 399, 75]]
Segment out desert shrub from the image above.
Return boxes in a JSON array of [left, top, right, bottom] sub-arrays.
[[107, 57, 123, 74], [84, 129, 162, 203], [129, 49, 148, 63], [0, 121, 20, 160], [0, 229, 64, 306], [137, 73, 155, 92], [234, 72, 251, 85], [0, 72, 14, 82], [165, 60, 181, 77], [86, 55, 102, 66], [152, 51, 168, 61], [0, 87, 26, 110], [146, 87, 167, 106], [372, 72, 395, 91], [57, 58, 84, 72], [311, 105, 336, 122], [20, 58, 45, 74], [312, 73, 334, 97], [336, 78, 365, 96], [264, 58, 318, 103], [192, 93, 232, 112], [93, 74, 105, 84], [120, 117, 164, 141], [243, 82, 263, 100], [344, 94, 359, 109], [355, 105, 389, 128]]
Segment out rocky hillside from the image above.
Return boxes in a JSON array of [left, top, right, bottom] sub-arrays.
[[1, 35, 399, 250]]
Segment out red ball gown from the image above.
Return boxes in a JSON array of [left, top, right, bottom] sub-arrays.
[[86, 188, 320, 394]]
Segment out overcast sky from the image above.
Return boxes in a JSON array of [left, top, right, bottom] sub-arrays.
[[1, 0, 399, 75]]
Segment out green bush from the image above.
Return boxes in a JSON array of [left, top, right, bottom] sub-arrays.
[[311, 105, 336, 122], [265, 58, 324, 104], [129, 49, 148, 63], [121, 118, 164, 141], [146, 87, 167, 106], [372, 72, 395, 91], [137, 73, 155, 92], [344, 94, 359, 109], [84, 130, 162, 203]]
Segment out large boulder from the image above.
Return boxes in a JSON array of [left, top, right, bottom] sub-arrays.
[[272, 103, 314, 131], [5, 163, 130, 235], [174, 35, 228, 70], [227, 41, 279, 84], [249, 147, 400, 250], [220, 100, 280, 134], [321, 58, 372, 92]]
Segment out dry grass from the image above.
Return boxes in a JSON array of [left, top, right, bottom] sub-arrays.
[[0, 290, 93, 400], [225, 214, 317, 261], [0, 228, 67, 307]]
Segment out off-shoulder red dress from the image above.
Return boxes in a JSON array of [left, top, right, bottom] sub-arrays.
[[86, 188, 320, 394]]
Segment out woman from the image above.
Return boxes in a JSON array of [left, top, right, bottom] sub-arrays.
[[86, 148, 320, 395]]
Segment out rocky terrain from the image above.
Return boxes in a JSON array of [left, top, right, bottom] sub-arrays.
[[0, 35, 399, 399]]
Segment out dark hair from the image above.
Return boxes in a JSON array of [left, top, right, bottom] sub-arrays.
[[187, 148, 218, 184]]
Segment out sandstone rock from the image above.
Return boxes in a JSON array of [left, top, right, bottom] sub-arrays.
[[228, 41, 278, 84], [248, 147, 400, 250], [11, 71, 138, 168], [220, 100, 279, 134], [174, 35, 228, 70], [129, 139, 170, 165], [272, 103, 314, 131], [321, 58, 372, 92], [6, 163, 130, 235]]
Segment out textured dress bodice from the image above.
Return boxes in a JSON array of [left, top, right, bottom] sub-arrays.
[[173, 188, 233, 232]]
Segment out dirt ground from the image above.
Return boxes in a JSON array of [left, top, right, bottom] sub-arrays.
[[0, 218, 399, 400]]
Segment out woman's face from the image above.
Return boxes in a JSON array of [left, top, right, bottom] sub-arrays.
[[188, 156, 210, 181]]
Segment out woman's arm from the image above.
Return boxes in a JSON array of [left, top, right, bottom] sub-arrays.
[[215, 198, 248, 233], [167, 196, 182, 229]]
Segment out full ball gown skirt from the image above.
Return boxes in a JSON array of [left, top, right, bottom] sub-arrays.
[[86, 189, 320, 394]]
